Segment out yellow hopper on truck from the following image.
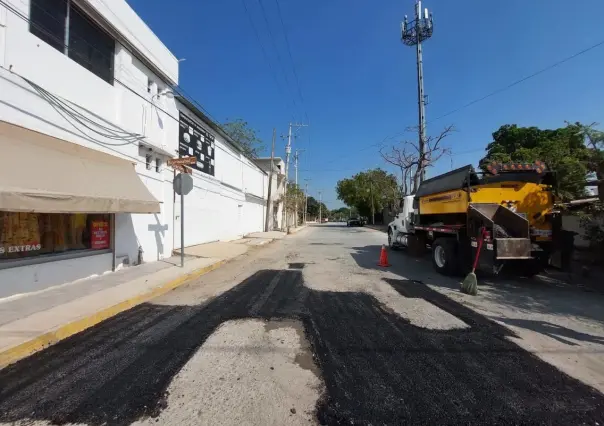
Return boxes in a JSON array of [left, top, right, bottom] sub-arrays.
[[387, 161, 558, 277]]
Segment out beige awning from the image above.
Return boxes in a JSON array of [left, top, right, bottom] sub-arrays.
[[0, 121, 161, 214]]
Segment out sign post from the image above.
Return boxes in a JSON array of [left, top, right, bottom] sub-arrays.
[[169, 157, 195, 267]]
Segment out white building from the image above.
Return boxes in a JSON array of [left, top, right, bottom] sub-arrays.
[[175, 97, 269, 245], [0, 0, 268, 298], [255, 157, 287, 230]]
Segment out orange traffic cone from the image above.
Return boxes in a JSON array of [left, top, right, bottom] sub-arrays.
[[378, 244, 390, 267]]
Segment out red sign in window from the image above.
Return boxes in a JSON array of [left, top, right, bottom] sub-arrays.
[[91, 221, 110, 249]]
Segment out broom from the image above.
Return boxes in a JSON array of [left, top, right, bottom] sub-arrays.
[[461, 228, 487, 295]]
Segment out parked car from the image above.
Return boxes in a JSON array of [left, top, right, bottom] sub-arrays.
[[347, 217, 363, 227]]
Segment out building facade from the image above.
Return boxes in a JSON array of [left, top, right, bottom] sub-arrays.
[[0, 0, 267, 298], [256, 157, 287, 231], [174, 97, 269, 246]]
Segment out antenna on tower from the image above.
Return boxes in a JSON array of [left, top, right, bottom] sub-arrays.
[[400, 1, 434, 183]]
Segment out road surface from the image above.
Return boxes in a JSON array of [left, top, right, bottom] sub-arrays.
[[1, 224, 603, 425]]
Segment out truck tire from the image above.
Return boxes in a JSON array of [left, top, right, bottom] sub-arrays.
[[432, 238, 458, 276]]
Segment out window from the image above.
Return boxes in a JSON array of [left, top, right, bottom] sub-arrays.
[[30, 0, 67, 52], [145, 154, 152, 170], [1, 212, 111, 262], [30, 0, 115, 84], [155, 157, 161, 173]]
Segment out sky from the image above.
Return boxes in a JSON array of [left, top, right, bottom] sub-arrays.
[[127, 0, 604, 209]]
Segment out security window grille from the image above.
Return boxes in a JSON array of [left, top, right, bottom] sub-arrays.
[[30, 0, 115, 84]]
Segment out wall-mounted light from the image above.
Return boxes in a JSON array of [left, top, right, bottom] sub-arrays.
[[154, 87, 174, 99]]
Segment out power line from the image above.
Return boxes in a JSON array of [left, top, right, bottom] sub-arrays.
[[3, 0, 246, 152], [273, 0, 307, 115], [258, 0, 308, 121], [256, 0, 299, 114], [428, 39, 604, 124], [333, 34, 604, 166], [1, 0, 263, 168], [240, 0, 296, 121]]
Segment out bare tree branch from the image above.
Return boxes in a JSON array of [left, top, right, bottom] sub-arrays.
[[379, 125, 455, 194]]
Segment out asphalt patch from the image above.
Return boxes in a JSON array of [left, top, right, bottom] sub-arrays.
[[0, 272, 603, 425], [288, 262, 306, 269]]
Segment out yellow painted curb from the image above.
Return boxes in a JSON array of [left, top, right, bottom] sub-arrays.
[[0, 259, 227, 369]]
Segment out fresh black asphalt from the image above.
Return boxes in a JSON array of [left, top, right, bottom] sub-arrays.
[[0, 269, 603, 425]]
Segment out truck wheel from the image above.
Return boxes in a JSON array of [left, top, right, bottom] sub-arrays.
[[432, 238, 458, 276], [388, 229, 399, 250]]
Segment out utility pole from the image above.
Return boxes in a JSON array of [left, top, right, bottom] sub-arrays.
[[265, 128, 276, 232], [294, 149, 305, 227], [318, 190, 323, 223], [304, 178, 310, 224], [402, 1, 433, 183], [281, 122, 308, 230], [370, 178, 375, 225]]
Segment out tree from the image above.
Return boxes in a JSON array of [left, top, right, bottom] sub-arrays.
[[222, 119, 265, 158], [336, 168, 398, 221], [479, 123, 592, 201], [578, 122, 604, 200], [306, 196, 320, 218], [306, 196, 329, 220], [280, 183, 305, 214], [331, 207, 351, 220], [380, 125, 454, 193]]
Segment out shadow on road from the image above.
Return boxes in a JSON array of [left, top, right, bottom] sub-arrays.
[[350, 242, 604, 327], [1, 271, 603, 425], [489, 316, 604, 346]]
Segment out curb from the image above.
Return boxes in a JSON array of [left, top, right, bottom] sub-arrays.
[[287, 225, 307, 235], [0, 259, 227, 369], [365, 226, 387, 233]]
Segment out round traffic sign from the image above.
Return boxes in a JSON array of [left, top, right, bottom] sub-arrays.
[[173, 173, 193, 195]]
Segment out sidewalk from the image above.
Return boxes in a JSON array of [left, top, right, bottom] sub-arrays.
[[365, 224, 388, 232], [0, 232, 283, 368]]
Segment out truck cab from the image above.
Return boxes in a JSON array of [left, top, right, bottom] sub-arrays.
[[387, 195, 415, 249]]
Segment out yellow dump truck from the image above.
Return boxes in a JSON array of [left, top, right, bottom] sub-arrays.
[[387, 161, 559, 276]]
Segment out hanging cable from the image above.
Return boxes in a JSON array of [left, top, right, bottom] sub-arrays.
[[1, 0, 269, 172], [240, 0, 297, 121]]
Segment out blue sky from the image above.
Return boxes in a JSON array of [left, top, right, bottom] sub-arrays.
[[128, 0, 604, 209]]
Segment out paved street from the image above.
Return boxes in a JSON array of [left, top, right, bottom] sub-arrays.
[[1, 224, 604, 425]]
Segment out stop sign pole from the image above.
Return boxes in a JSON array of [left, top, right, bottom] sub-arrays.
[[168, 157, 195, 267]]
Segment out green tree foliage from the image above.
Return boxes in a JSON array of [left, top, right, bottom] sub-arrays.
[[579, 123, 604, 200], [330, 207, 351, 220], [479, 123, 592, 200], [336, 168, 398, 217], [279, 183, 305, 214], [576, 124, 604, 254], [222, 119, 265, 158], [305, 196, 329, 219]]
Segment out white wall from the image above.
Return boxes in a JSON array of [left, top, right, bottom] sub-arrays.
[[0, 253, 113, 299], [175, 103, 268, 245], [0, 0, 178, 293]]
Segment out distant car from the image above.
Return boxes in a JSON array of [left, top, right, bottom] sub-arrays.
[[347, 217, 363, 227]]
